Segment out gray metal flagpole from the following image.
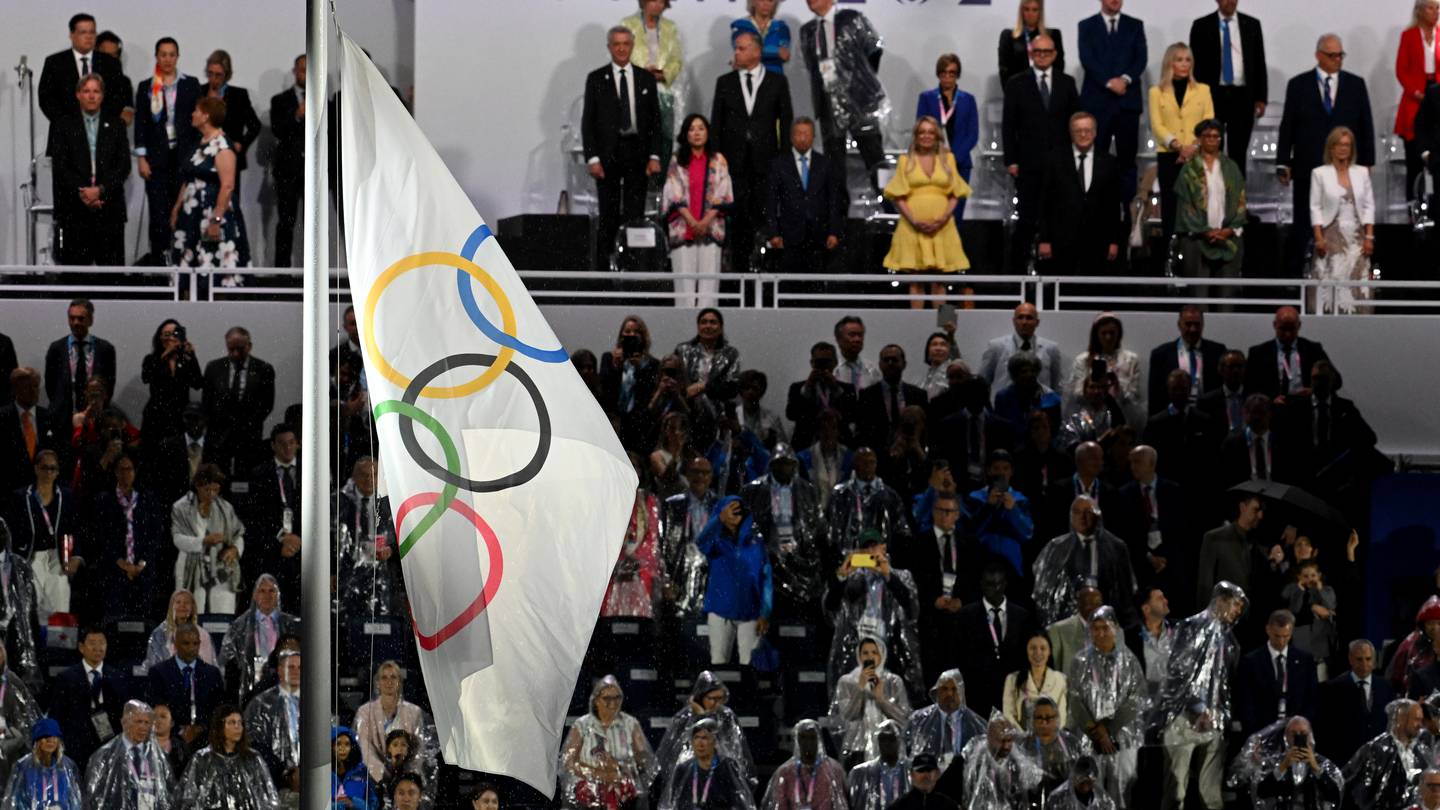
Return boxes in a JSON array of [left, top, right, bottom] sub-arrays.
[[301, 0, 333, 807]]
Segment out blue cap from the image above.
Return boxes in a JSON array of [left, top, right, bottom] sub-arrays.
[[31, 717, 61, 743]]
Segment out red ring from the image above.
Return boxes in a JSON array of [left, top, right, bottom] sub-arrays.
[[395, 492, 504, 651]]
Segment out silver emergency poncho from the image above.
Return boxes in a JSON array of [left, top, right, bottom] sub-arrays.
[[243, 684, 299, 787], [660, 491, 716, 616], [333, 482, 396, 618], [826, 476, 911, 553], [1228, 719, 1344, 810], [1020, 726, 1094, 800], [1031, 529, 1138, 629], [0, 672, 39, 785], [1146, 581, 1246, 748], [560, 676, 658, 810], [175, 747, 281, 810], [0, 522, 40, 688], [83, 735, 175, 810], [826, 566, 923, 705], [1064, 607, 1145, 808], [831, 638, 912, 762], [904, 670, 986, 770], [218, 597, 301, 698], [797, 11, 891, 140], [1044, 760, 1117, 810], [760, 720, 850, 810], [960, 714, 1043, 810], [847, 721, 910, 810], [2, 753, 82, 810], [653, 672, 757, 791], [1341, 700, 1434, 810], [656, 720, 756, 810]]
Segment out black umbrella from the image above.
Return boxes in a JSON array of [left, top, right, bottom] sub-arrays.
[[1227, 480, 1350, 535]]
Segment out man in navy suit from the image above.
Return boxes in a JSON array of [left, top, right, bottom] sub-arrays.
[[50, 626, 131, 767], [856, 345, 928, 453], [1276, 34, 1375, 276], [786, 341, 858, 449], [1233, 609, 1319, 739], [47, 73, 130, 266], [1243, 307, 1330, 399], [37, 13, 128, 125], [1002, 35, 1078, 274], [766, 118, 846, 276], [581, 26, 664, 272], [147, 623, 224, 748], [1188, 1, 1268, 176], [1147, 306, 1228, 409], [1077, 0, 1148, 200], [1315, 639, 1393, 766]]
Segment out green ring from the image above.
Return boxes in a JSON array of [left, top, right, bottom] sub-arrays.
[[372, 399, 460, 558]]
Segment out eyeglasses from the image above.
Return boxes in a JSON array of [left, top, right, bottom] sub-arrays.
[[1319, 51, 1346, 59]]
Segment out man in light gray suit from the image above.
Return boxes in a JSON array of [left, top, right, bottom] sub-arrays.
[[979, 303, 1065, 392]]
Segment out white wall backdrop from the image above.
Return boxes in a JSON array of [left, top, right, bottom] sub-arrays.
[[414, 0, 1416, 223]]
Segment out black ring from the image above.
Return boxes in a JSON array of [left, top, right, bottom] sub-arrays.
[[397, 353, 551, 492]]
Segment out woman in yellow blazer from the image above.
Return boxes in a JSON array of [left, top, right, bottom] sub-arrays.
[[1148, 42, 1214, 239], [622, 0, 685, 143]]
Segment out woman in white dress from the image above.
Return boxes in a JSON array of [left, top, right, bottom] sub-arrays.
[[171, 463, 245, 614], [1309, 126, 1376, 314]]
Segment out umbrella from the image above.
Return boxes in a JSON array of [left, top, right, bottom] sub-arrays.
[[1227, 480, 1350, 535]]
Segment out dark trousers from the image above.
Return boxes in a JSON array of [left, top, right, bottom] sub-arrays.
[[729, 167, 767, 275], [55, 219, 124, 266], [1157, 153, 1183, 240], [1009, 169, 1042, 273], [1212, 85, 1258, 176], [1405, 136, 1427, 201], [143, 148, 181, 260], [273, 172, 302, 267], [1285, 168, 1315, 277], [1045, 239, 1112, 275], [1096, 110, 1140, 200], [594, 134, 650, 270], [820, 115, 885, 194]]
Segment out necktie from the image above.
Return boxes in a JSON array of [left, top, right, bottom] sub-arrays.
[[1317, 400, 1331, 451], [1361, 679, 1371, 710], [131, 743, 143, 774], [942, 715, 953, 752], [188, 442, 202, 478], [941, 533, 954, 574], [799, 153, 810, 190], [360, 496, 372, 538], [1228, 394, 1242, 430], [745, 70, 754, 96], [1109, 17, 1117, 35], [1142, 485, 1155, 528], [617, 67, 633, 132], [1038, 72, 1051, 109], [90, 669, 102, 703], [1280, 345, 1293, 393], [1221, 19, 1235, 85], [1187, 346, 1199, 387], [990, 607, 1003, 650], [81, 55, 90, 76], [282, 465, 296, 496], [818, 19, 829, 59], [182, 664, 193, 692], [1254, 435, 1269, 480], [1020, 338, 1032, 352], [1322, 76, 1334, 114], [1076, 151, 1087, 190], [20, 412, 35, 460], [74, 340, 89, 408], [229, 361, 243, 399], [888, 384, 899, 423], [1275, 653, 1286, 690]]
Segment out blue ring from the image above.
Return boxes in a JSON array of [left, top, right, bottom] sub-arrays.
[[455, 225, 569, 363]]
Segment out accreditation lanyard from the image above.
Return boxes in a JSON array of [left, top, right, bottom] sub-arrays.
[[937, 93, 955, 130], [30, 765, 59, 806], [28, 487, 62, 546], [128, 743, 152, 781], [117, 489, 137, 562], [792, 763, 817, 807], [692, 761, 716, 807]]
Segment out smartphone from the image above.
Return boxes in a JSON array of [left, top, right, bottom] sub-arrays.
[[936, 303, 957, 328], [1292, 733, 1306, 748], [849, 553, 878, 569], [174, 324, 187, 343], [620, 333, 643, 357], [1090, 358, 1108, 381]]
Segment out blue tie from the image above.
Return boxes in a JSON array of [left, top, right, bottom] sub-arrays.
[[799, 154, 810, 190], [1321, 76, 1334, 114], [1220, 19, 1235, 85]]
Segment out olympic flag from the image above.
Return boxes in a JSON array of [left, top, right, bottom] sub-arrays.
[[336, 33, 638, 794]]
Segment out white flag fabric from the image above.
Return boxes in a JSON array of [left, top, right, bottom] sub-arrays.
[[337, 34, 637, 795]]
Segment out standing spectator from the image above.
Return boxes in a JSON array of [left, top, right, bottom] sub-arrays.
[[242, 424, 303, 610], [2, 719, 82, 810], [1188, 0, 1268, 176], [765, 118, 846, 276], [1196, 350, 1250, 435], [1112, 446, 1191, 612], [202, 50, 262, 198], [169, 96, 252, 275], [620, 0, 685, 145], [904, 671, 987, 800], [176, 706, 282, 810], [980, 303, 1064, 393], [1284, 561, 1339, 676], [7, 450, 79, 623], [1066, 607, 1146, 807], [662, 114, 733, 309], [916, 55, 979, 220], [1146, 306, 1226, 410], [330, 727, 379, 810], [559, 675, 656, 810], [1243, 307, 1330, 399], [0, 370, 55, 510], [1340, 699, 1430, 810], [353, 662, 438, 787], [798, 0, 889, 189], [659, 457, 716, 616], [243, 651, 300, 803], [37, 13, 127, 123], [673, 309, 742, 449], [49, 627, 129, 768], [1149, 43, 1215, 240], [762, 721, 847, 810], [1002, 631, 1068, 732], [134, 37, 202, 263], [201, 326, 276, 477], [1251, 717, 1343, 809], [0, 335, 15, 408], [798, 410, 852, 506], [711, 31, 791, 276], [1316, 640, 1392, 767], [269, 55, 305, 267], [731, 0, 791, 75], [582, 27, 664, 271], [912, 490, 980, 680], [151, 405, 223, 507], [697, 498, 772, 666], [857, 345, 928, 453], [139, 319, 202, 448], [1396, 1, 1440, 200], [998, 0, 1066, 88], [833, 316, 879, 393], [87, 704, 174, 810], [826, 447, 911, 547], [0, 645, 39, 786], [737, 371, 786, 449], [1309, 127, 1376, 315], [47, 73, 130, 266], [1041, 442, 1115, 544], [89, 453, 163, 621], [911, 334, 958, 402], [93, 30, 134, 126], [1123, 587, 1176, 698], [882, 118, 971, 307], [1077, 0, 1148, 201], [963, 450, 1034, 579], [1276, 34, 1375, 277], [170, 463, 244, 614], [1037, 112, 1125, 275], [1194, 493, 1266, 607], [740, 445, 823, 617], [1233, 609, 1319, 739], [601, 472, 662, 619], [1067, 313, 1142, 423], [44, 298, 117, 425], [1002, 35, 1078, 273], [1142, 373, 1217, 498], [847, 721, 910, 810], [1033, 496, 1138, 628], [146, 623, 224, 749], [888, 755, 957, 810], [601, 316, 661, 454], [956, 564, 1035, 715], [219, 576, 299, 700], [1173, 119, 1246, 298]]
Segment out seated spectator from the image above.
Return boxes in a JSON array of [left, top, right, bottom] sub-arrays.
[[149, 701, 189, 779], [1234, 609, 1319, 739], [1252, 716, 1343, 809], [737, 370, 785, 449], [177, 705, 281, 810], [657, 719, 755, 810], [147, 622, 223, 750], [796, 409, 852, 509], [1284, 561, 1339, 679], [1174, 119, 1247, 296], [1058, 373, 1126, 454], [1123, 587, 1175, 699], [980, 303, 1064, 394], [50, 626, 128, 768], [1002, 631, 1068, 732], [1340, 699, 1430, 810], [1067, 314, 1142, 425], [957, 564, 1035, 716], [1023, 697, 1094, 802], [1047, 579, 1104, 676], [696, 497, 772, 665], [846, 720, 910, 810], [827, 448, 911, 552], [559, 675, 656, 810], [354, 662, 438, 787], [888, 753, 957, 810], [574, 349, 604, 406], [82, 699, 174, 810], [962, 450, 1033, 578], [741, 445, 825, 617], [832, 638, 913, 769], [3, 718, 81, 810], [219, 576, 299, 700], [1386, 596, 1440, 696], [659, 456, 716, 617], [881, 117, 972, 307], [1044, 757, 1114, 810], [47, 73, 130, 267], [1033, 496, 1138, 628], [826, 530, 922, 700], [653, 672, 757, 793], [244, 650, 301, 803], [913, 332, 959, 400], [959, 715, 1042, 810], [673, 309, 741, 449], [0, 644, 37, 785], [760, 720, 846, 810], [787, 342, 858, 452], [172, 463, 244, 614], [378, 730, 435, 810], [88, 452, 162, 622], [1065, 606, 1146, 807], [650, 411, 697, 500], [144, 589, 217, 673], [331, 727, 379, 810], [7, 449, 79, 623], [903, 669, 986, 800], [992, 353, 1062, 441]]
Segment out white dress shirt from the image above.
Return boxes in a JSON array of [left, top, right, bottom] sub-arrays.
[[740, 65, 765, 115], [1216, 16, 1248, 86], [1203, 156, 1227, 229], [1316, 67, 1340, 106], [73, 48, 94, 77], [814, 7, 838, 57], [613, 62, 638, 134]]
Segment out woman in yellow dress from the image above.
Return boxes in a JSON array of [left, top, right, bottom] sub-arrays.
[[882, 116, 971, 309]]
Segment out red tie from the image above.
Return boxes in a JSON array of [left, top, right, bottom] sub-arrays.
[[20, 411, 36, 460]]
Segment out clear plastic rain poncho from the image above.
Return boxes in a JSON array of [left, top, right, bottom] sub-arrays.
[[1020, 698, 1094, 801], [1227, 718, 1343, 810], [760, 720, 850, 810], [1145, 581, 1246, 748], [1064, 607, 1145, 806], [218, 581, 301, 696], [959, 713, 1043, 810], [832, 638, 913, 762], [243, 683, 300, 788], [1042, 757, 1117, 810], [175, 747, 282, 810], [3, 752, 82, 810], [560, 675, 658, 810], [0, 522, 40, 688], [1340, 700, 1433, 810], [741, 451, 829, 606], [800, 11, 892, 144], [653, 672, 756, 792], [333, 483, 396, 618], [1030, 526, 1139, 629], [826, 563, 923, 704], [656, 719, 757, 810], [660, 491, 717, 616], [826, 476, 911, 553], [377, 729, 438, 810], [847, 721, 911, 810], [904, 670, 986, 773], [83, 734, 175, 810], [0, 671, 40, 786], [601, 492, 663, 619]]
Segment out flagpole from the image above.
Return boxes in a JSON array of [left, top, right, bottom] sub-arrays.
[[301, 0, 333, 807]]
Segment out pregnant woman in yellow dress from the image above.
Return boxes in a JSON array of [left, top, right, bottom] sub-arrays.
[[883, 116, 972, 309]]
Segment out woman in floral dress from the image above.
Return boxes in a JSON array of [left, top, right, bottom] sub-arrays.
[[170, 96, 250, 277]]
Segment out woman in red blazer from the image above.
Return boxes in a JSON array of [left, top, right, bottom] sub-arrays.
[[1396, 0, 1440, 198]]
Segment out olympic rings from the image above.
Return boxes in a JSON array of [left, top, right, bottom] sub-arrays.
[[395, 491, 504, 650], [372, 399, 460, 558], [456, 225, 570, 363]]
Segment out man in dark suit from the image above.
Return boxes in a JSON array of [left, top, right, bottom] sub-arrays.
[[1112, 447, 1193, 615], [581, 26, 663, 271], [47, 73, 130, 266], [1234, 609, 1319, 739], [1041, 442, 1114, 544], [1002, 34, 1078, 273], [1147, 306, 1227, 409], [1244, 307, 1331, 399], [798, 0, 889, 186], [147, 623, 224, 748], [201, 326, 276, 478], [0, 368, 56, 496], [50, 626, 131, 767], [912, 492, 987, 684], [270, 55, 306, 267], [1197, 349, 1250, 435], [88, 453, 165, 622], [1036, 111, 1124, 275], [1276, 34, 1375, 275], [43, 298, 117, 423], [37, 13, 128, 125], [1143, 370, 1221, 493], [711, 31, 792, 275], [1077, 0, 1148, 200], [856, 345, 928, 453], [955, 564, 1034, 715], [1188, 1, 1268, 175], [786, 341, 857, 450], [0, 333, 15, 407], [1279, 360, 1379, 491], [1219, 394, 1308, 488], [1316, 639, 1392, 766], [150, 405, 226, 506], [766, 118, 846, 276], [242, 425, 302, 611]]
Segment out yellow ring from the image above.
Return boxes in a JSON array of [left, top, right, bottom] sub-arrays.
[[364, 251, 517, 399]]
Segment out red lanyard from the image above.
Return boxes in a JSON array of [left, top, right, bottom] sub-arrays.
[[792, 763, 817, 806]]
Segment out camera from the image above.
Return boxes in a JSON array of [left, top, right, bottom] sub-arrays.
[[1292, 732, 1306, 749], [174, 324, 187, 343], [620, 333, 643, 358]]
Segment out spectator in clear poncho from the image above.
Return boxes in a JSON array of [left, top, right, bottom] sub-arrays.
[[243, 650, 301, 802], [660, 456, 716, 617], [847, 720, 910, 810], [83, 700, 174, 810], [959, 713, 1042, 810], [1228, 715, 1343, 810], [1045, 756, 1116, 810], [834, 638, 912, 768], [2, 718, 81, 810], [0, 645, 39, 787], [1032, 497, 1137, 629], [825, 529, 923, 703], [826, 449, 913, 553], [560, 675, 657, 810], [1064, 606, 1146, 809], [378, 730, 435, 810], [353, 661, 439, 787], [653, 671, 757, 793], [1342, 699, 1432, 810], [761, 719, 848, 810], [219, 575, 300, 701], [1411, 767, 1440, 810], [1020, 695, 1093, 803], [175, 705, 281, 810], [144, 588, 218, 673], [0, 528, 41, 693], [904, 668, 985, 799], [657, 719, 755, 810]]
